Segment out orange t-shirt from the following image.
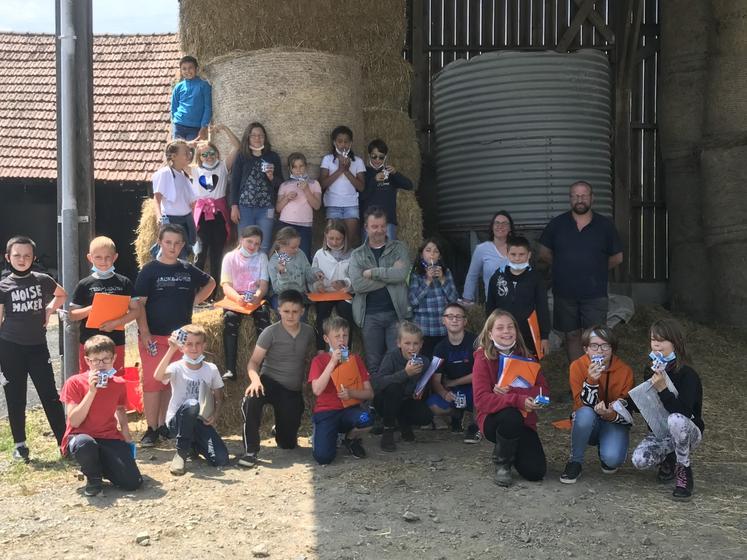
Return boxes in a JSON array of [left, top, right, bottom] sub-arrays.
[[569, 354, 634, 411]]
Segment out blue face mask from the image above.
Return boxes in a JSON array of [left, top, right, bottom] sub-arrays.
[[239, 247, 253, 258], [91, 265, 115, 279], [508, 262, 530, 271], [183, 354, 205, 366], [649, 350, 676, 363], [290, 174, 308, 181]]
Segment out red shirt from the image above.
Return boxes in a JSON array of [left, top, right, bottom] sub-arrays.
[[308, 353, 370, 413], [59, 371, 127, 454]]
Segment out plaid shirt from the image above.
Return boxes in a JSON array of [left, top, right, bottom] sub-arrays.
[[408, 270, 459, 336]]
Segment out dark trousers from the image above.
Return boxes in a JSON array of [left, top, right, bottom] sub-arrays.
[[195, 213, 228, 284], [68, 434, 142, 490], [361, 310, 399, 377], [0, 338, 66, 445], [277, 221, 312, 261], [373, 382, 433, 429], [167, 403, 229, 466], [483, 408, 547, 481], [311, 405, 372, 465], [314, 300, 355, 350], [241, 376, 304, 454], [223, 307, 271, 373]]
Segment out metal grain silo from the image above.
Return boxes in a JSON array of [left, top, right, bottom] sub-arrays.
[[433, 50, 612, 231]]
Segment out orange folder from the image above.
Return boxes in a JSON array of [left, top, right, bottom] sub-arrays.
[[330, 358, 364, 408], [306, 291, 352, 302], [213, 297, 266, 315], [497, 355, 541, 389], [85, 293, 131, 331], [528, 310, 544, 359], [552, 419, 572, 430]]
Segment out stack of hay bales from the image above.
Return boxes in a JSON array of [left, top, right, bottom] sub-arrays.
[[134, 198, 158, 269]]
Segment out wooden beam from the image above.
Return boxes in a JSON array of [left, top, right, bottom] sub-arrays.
[[556, 0, 596, 52], [573, 0, 615, 43]]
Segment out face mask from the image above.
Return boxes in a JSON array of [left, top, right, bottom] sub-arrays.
[[508, 262, 530, 271], [335, 147, 350, 157], [7, 261, 32, 277], [250, 144, 265, 151], [649, 350, 676, 363], [330, 248, 345, 260], [91, 265, 115, 279], [369, 158, 385, 170], [239, 247, 254, 258], [183, 354, 205, 366], [201, 160, 220, 170], [492, 340, 515, 353], [290, 174, 308, 181]]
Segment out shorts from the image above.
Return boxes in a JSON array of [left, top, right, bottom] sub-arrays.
[[172, 122, 200, 140], [78, 344, 125, 374], [426, 384, 473, 411], [326, 206, 359, 220], [138, 334, 181, 392], [553, 296, 609, 333]]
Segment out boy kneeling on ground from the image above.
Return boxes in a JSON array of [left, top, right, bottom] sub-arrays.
[[154, 324, 228, 475], [309, 316, 374, 463], [60, 335, 142, 496]]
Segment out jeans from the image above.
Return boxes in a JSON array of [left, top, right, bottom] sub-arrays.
[[195, 212, 228, 285], [426, 384, 473, 412], [149, 214, 196, 260], [373, 383, 433, 429], [68, 434, 142, 490], [239, 206, 274, 253], [570, 405, 630, 468], [241, 376, 304, 454], [483, 408, 547, 481], [311, 405, 373, 465], [167, 403, 229, 466], [326, 206, 359, 220], [172, 122, 200, 140], [361, 310, 399, 377], [277, 221, 312, 262], [0, 339, 66, 445]]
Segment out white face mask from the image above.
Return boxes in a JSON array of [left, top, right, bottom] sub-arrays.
[[508, 262, 530, 271], [335, 147, 350, 157], [183, 354, 205, 366], [91, 265, 115, 279], [290, 174, 308, 181], [368, 157, 386, 170], [201, 160, 220, 170], [492, 340, 515, 353], [239, 247, 253, 258], [251, 144, 265, 151]]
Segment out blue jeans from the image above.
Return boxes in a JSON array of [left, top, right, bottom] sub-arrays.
[[238, 206, 275, 253], [311, 406, 372, 465], [426, 384, 473, 412], [277, 221, 312, 261], [167, 403, 229, 466], [172, 122, 200, 140], [68, 434, 142, 490], [570, 406, 630, 468], [149, 214, 195, 260], [326, 205, 359, 220]]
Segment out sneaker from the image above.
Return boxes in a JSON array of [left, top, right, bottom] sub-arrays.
[[450, 416, 463, 433], [12, 445, 30, 463], [600, 460, 618, 474], [158, 425, 171, 440], [400, 425, 415, 442], [84, 478, 103, 497], [222, 370, 236, 381], [657, 452, 676, 482], [170, 453, 186, 476], [140, 427, 158, 448], [237, 453, 258, 468], [560, 461, 583, 484], [270, 424, 277, 437], [380, 429, 396, 452], [463, 425, 482, 444], [343, 438, 366, 459], [672, 463, 694, 500]]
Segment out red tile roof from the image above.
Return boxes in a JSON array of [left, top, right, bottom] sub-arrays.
[[0, 32, 181, 182]]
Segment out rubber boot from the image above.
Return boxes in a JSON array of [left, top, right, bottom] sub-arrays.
[[493, 432, 519, 487]]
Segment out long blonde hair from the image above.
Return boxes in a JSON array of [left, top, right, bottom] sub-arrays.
[[477, 309, 529, 361]]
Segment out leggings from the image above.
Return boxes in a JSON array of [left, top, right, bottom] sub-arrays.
[[195, 212, 228, 285], [632, 413, 702, 468], [0, 338, 66, 445]]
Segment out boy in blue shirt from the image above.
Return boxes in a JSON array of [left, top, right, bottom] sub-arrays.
[[171, 56, 212, 141]]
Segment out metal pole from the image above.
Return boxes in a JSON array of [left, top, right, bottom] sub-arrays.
[[59, 0, 80, 380]]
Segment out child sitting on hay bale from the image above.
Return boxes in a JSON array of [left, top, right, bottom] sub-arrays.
[[220, 226, 271, 381], [239, 290, 315, 469], [308, 316, 374, 464], [360, 139, 413, 241], [319, 126, 366, 247], [154, 324, 229, 476], [171, 55, 212, 141], [276, 152, 322, 261]]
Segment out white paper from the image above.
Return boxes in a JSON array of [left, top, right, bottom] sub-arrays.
[[414, 357, 444, 397], [628, 373, 678, 438]]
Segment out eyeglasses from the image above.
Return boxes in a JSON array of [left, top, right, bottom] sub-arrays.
[[443, 314, 466, 321], [493, 221, 511, 227], [86, 356, 114, 366], [588, 343, 612, 351], [200, 150, 217, 157], [370, 154, 386, 160]]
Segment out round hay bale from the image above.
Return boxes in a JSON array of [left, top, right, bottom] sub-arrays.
[[134, 197, 157, 270], [205, 49, 365, 179], [361, 55, 413, 112], [396, 190, 423, 258], [363, 108, 421, 186], [465, 303, 487, 336]]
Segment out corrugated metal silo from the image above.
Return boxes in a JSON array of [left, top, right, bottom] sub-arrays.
[[433, 50, 612, 230]]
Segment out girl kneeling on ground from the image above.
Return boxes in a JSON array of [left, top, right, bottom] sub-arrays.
[[472, 309, 548, 486]]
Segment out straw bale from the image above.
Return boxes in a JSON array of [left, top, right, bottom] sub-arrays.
[[180, 0, 408, 110], [396, 190, 423, 259], [362, 54, 413, 112], [465, 304, 487, 337], [363, 108, 421, 187], [205, 49, 365, 179], [134, 197, 158, 270]]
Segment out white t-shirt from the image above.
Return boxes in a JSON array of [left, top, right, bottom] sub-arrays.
[[163, 360, 224, 424], [191, 161, 229, 200], [320, 153, 365, 208], [153, 166, 195, 216]]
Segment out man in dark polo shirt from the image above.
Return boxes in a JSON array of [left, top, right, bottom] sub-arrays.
[[538, 181, 623, 362]]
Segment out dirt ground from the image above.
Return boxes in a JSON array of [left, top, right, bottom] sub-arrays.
[[1, 306, 746, 560]]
